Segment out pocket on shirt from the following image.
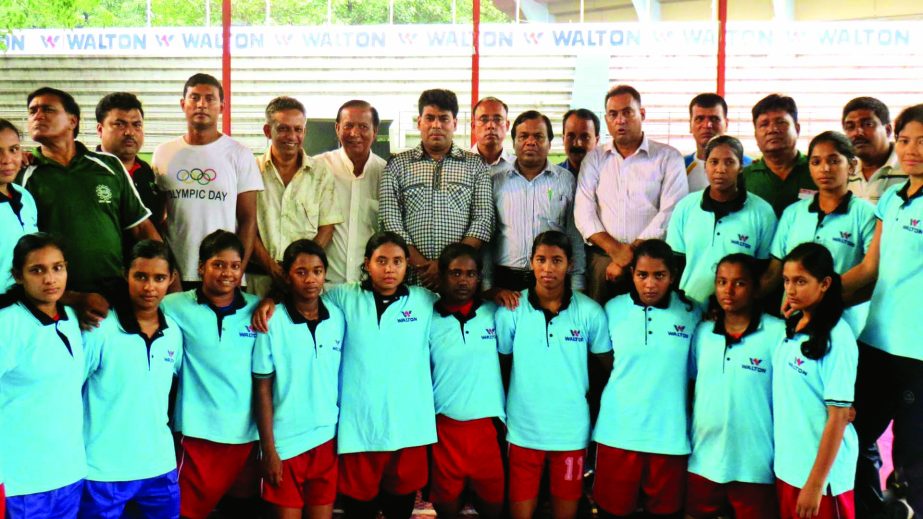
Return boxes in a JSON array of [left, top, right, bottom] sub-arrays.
[[446, 181, 473, 213], [300, 203, 320, 236]]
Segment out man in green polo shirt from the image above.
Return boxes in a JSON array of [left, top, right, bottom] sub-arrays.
[[20, 87, 162, 327], [742, 94, 817, 216]]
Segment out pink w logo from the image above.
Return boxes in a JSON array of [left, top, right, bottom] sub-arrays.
[[912, 219, 920, 227], [167, 350, 175, 358], [750, 358, 762, 366], [674, 325, 685, 332], [570, 329, 582, 338], [840, 231, 852, 239], [737, 234, 749, 242], [795, 358, 805, 366], [398, 32, 417, 45], [402, 311, 412, 318], [524, 32, 543, 45]]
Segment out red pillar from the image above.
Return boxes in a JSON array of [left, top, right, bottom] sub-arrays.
[[716, 0, 727, 97], [470, 0, 481, 146], [222, 0, 232, 135]]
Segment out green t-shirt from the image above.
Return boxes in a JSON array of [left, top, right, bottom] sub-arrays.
[[20, 142, 150, 292], [742, 151, 816, 217]]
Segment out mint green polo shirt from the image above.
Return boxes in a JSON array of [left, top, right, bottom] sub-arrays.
[[689, 314, 784, 484], [252, 299, 344, 460], [0, 299, 85, 497], [163, 288, 260, 444], [0, 184, 38, 291], [20, 142, 151, 292], [497, 289, 611, 451], [593, 291, 702, 455], [667, 188, 777, 304], [83, 305, 182, 482], [742, 152, 816, 217]]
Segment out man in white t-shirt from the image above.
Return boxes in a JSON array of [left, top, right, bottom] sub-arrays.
[[152, 73, 264, 288]]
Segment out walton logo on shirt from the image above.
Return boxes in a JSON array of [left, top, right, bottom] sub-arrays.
[[481, 327, 497, 340], [742, 357, 767, 374], [833, 231, 856, 247], [239, 325, 257, 338], [904, 219, 922, 235], [564, 329, 585, 343], [332, 339, 342, 352], [788, 356, 808, 375], [667, 324, 690, 339], [163, 350, 176, 364], [397, 310, 418, 323], [731, 234, 752, 250]]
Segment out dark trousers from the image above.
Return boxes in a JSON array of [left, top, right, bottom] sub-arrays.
[[854, 342, 923, 516], [493, 266, 534, 292], [585, 247, 631, 305]]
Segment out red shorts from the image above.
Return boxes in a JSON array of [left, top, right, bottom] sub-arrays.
[[262, 439, 338, 508], [177, 437, 259, 519], [685, 472, 777, 519], [1, 483, 5, 519], [776, 479, 855, 519], [429, 416, 504, 505], [508, 444, 585, 502], [337, 446, 428, 501], [593, 445, 686, 515]]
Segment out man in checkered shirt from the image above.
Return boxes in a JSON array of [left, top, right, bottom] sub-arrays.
[[379, 89, 494, 288]]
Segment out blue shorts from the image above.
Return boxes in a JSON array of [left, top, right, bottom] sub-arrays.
[[78, 470, 179, 519], [5, 479, 84, 519]]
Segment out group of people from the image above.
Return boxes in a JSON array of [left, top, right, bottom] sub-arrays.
[[0, 71, 921, 519]]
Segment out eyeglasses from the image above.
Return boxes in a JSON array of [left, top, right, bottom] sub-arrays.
[[475, 116, 505, 126]]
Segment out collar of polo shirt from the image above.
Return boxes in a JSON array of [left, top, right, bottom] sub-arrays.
[[897, 179, 923, 203], [195, 286, 247, 314], [628, 287, 672, 310], [712, 311, 763, 347], [700, 185, 748, 215], [434, 296, 483, 322], [113, 297, 169, 339], [527, 285, 574, 317], [808, 191, 853, 215], [283, 296, 331, 324]]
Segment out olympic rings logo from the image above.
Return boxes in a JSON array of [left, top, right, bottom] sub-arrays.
[[176, 168, 218, 185]]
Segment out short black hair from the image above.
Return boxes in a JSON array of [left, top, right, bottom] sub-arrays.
[[842, 96, 890, 126], [511, 110, 554, 142], [96, 92, 144, 124], [604, 84, 641, 106], [751, 93, 798, 125], [336, 99, 380, 129], [472, 96, 509, 117], [265, 96, 306, 125], [198, 230, 243, 265], [562, 109, 600, 138], [281, 239, 329, 273], [894, 104, 923, 137], [688, 93, 728, 118], [0, 118, 21, 139], [418, 89, 459, 118], [183, 73, 224, 102], [27, 87, 81, 138], [438, 242, 482, 275]]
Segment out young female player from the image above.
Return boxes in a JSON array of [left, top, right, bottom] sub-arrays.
[[686, 253, 783, 518], [763, 131, 876, 335], [666, 135, 777, 304], [253, 239, 344, 519], [162, 230, 262, 519], [592, 239, 701, 519], [843, 104, 923, 515], [429, 243, 505, 519], [496, 230, 612, 519], [80, 240, 182, 519], [0, 233, 85, 519], [0, 119, 38, 291], [326, 231, 438, 519], [775, 242, 858, 518]]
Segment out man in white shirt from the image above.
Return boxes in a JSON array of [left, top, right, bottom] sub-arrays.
[[842, 96, 907, 203], [248, 96, 343, 296], [152, 73, 264, 288], [471, 96, 514, 175], [574, 84, 688, 303], [314, 100, 387, 287], [684, 93, 751, 192]]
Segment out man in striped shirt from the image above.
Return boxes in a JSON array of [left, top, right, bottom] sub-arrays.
[[379, 89, 494, 288], [484, 110, 585, 309]]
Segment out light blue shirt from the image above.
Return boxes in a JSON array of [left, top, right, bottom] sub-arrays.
[[163, 289, 260, 444], [772, 318, 858, 496], [771, 193, 875, 336], [252, 300, 344, 460], [497, 289, 611, 451], [0, 300, 85, 497], [325, 282, 438, 454], [0, 184, 38, 291], [667, 189, 776, 304], [860, 183, 923, 360], [594, 291, 702, 455], [83, 306, 183, 482], [689, 314, 784, 484], [430, 300, 505, 422]]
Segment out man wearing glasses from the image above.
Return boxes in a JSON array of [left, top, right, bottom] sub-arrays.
[[471, 96, 514, 175]]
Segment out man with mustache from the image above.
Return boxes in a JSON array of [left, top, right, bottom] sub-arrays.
[[741, 94, 816, 217], [842, 96, 907, 203], [471, 96, 514, 175], [558, 108, 599, 176], [152, 73, 264, 290], [683, 93, 751, 192], [380, 89, 494, 288], [95, 92, 165, 252]]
